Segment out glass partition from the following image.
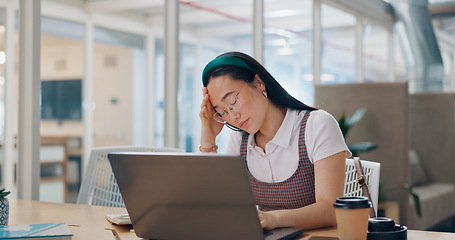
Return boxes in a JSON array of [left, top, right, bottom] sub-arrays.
[[154, 38, 165, 148], [40, 17, 85, 203], [93, 27, 146, 147], [179, 0, 253, 153], [264, 0, 313, 106], [0, 8, 5, 142], [41, 17, 84, 136], [178, 44, 196, 151], [394, 33, 407, 82], [363, 22, 389, 82], [321, 3, 356, 84], [441, 50, 455, 91]]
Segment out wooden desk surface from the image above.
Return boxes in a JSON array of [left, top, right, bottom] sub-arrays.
[[8, 199, 455, 240]]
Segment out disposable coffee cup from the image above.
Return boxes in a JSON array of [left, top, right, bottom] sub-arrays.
[[334, 196, 371, 240]]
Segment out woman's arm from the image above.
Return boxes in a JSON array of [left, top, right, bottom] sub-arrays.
[[258, 151, 346, 230]]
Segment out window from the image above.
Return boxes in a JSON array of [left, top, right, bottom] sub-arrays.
[[321, 4, 356, 84], [179, 0, 253, 153], [264, 0, 314, 106], [363, 22, 389, 82]]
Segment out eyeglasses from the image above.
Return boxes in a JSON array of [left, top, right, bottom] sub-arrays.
[[213, 82, 247, 124]]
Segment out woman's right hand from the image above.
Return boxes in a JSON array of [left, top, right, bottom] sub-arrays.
[[199, 87, 224, 147]]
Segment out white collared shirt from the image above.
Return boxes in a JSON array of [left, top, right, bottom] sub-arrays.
[[226, 109, 350, 183]]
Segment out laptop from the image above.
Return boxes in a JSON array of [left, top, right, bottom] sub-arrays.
[[108, 152, 305, 240]]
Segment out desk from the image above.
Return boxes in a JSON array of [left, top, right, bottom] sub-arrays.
[[8, 199, 455, 240]]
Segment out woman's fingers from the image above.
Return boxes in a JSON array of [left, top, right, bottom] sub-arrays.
[[200, 87, 224, 140], [257, 210, 275, 230], [199, 104, 210, 119], [200, 91, 213, 111], [257, 210, 266, 228], [258, 212, 264, 228], [200, 94, 206, 109]]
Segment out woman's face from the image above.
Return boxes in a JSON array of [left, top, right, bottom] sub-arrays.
[[206, 74, 268, 134]]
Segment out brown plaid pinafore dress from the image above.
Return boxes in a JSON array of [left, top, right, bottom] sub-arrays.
[[240, 110, 315, 211]]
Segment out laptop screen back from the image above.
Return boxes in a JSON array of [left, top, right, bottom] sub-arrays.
[[108, 152, 265, 240]]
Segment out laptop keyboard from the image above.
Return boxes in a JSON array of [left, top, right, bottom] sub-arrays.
[[263, 229, 273, 237]]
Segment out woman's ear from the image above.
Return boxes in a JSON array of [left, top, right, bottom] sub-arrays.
[[254, 74, 265, 90]]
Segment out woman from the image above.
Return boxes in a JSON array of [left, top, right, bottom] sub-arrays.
[[199, 51, 350, 230]]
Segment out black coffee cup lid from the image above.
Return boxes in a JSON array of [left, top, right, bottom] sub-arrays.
[[368, 217, 396, 232], [333, 196, 371, 209]]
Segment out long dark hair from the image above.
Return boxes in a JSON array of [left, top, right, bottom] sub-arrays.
[[203, 51, 316, 112]]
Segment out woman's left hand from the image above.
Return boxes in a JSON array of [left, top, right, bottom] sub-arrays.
[[257, 210, 278, 230]]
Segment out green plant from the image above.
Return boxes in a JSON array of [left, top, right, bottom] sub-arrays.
[[379, 183, 422, 218], [337, 108, 377, 157], [0, 188, 10, 199], [402, 184, 421, 217]]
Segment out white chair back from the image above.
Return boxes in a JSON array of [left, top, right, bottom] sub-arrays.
[[344, 158, 381, 216], [76, 146, 184, 207]]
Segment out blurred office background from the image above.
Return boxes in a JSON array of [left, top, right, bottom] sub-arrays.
[[0, 0, 455, 231]]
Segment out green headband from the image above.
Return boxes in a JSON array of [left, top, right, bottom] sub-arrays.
[[202, 56, 254, 82]]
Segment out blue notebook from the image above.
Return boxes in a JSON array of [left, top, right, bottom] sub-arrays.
[[0, 223, 72, 239]]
